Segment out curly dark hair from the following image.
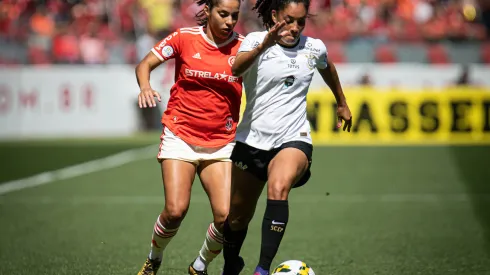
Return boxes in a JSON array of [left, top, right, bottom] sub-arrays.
[[252, 0, 311, 29]]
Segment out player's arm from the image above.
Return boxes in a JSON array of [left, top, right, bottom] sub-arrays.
[[135, 52, 162, 108], [232, 21, 287, 76], [232, 45, 266, 76], [136, 31, 180, 108], [317, 59, 352, 132]]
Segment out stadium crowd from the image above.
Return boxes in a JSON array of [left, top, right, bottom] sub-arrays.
[[0, 0, 489, 65]]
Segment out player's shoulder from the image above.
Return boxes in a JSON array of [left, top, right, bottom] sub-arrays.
[[232, 31, 245, 41], [154, 26, 201, 46], [177, 26, 202, 37], [302, 35, 326, 49], [244, 31, 267, 41]]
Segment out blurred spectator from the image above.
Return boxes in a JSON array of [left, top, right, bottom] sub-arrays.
[[52, 23, 80, 64], [28, 5, 54, 52], [413, 0, 433, 24], [79, 21, 107, 64], [136, 30, 156, 62], [0, 0, 489, 65], [478, 0, 490, 36], [139, 0, 173, 38]]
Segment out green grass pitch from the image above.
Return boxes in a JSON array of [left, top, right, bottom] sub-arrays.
[[0, 137, 489, 275]]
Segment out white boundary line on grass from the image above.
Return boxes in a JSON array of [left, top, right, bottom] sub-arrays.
[[0, 145, 155, 196]]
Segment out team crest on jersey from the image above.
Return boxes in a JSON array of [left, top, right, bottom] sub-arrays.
[[225, 116, 233, 131], [162, 46, 174, 58], [284, 76, 295, 88], [228, 56, 235, 66], [306, 54, 316, 70]]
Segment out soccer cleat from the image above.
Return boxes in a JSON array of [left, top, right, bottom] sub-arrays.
[[188, 263, 208, 275], [137, 257, 161, 275], [253, 266, 269, 275], [222, 256, 244, 275]]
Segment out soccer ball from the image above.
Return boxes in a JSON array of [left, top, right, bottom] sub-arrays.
[[271, 260, 315, 275]]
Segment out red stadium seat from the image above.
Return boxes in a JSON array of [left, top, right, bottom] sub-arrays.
[[402, 20, 422, 42], [375, 44, 397, 63], [481, 43, 490, 64], [326, 42, 346, 63], [28, 47, 51, 65], [426, 44, 450, 64]]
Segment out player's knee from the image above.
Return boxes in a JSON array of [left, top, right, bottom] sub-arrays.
[[227, 211, 253, 230], [212, 211, 228, 230], [228, 216, 251, 231], [163, 203, 188, 223], [267, 178, 292, 200]]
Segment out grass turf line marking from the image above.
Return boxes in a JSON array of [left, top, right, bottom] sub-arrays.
[[0, 145, 155, 196]]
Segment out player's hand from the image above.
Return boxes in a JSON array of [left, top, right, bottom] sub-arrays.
[[262, 20, 288, 48], [138, 87, 161, 108], [336, 104, 352, 132]]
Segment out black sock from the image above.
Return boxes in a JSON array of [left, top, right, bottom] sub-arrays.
[[223, 218, 248, 272], [258, 199, 289, 271]]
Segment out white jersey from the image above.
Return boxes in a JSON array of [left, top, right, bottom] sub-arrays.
[[235, 31, 328, 150]]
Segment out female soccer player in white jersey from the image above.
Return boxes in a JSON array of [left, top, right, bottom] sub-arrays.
[[221, 1, 352, 274], [135, 0, 245, 274]]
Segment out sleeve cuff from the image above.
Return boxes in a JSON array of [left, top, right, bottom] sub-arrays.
[[151, 48, 164, 61]]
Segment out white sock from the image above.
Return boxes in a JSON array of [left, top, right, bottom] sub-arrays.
[[192, 256, 207, 271], [148, 216, 179, 260], [192, 223, 223, 271]]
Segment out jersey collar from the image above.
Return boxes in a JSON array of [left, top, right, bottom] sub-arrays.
[[199, 26, 237, 48]]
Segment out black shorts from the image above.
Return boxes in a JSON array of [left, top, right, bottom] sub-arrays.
[[230, 141, 313, 188]]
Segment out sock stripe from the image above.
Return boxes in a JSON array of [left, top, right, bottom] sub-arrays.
[[154, 230, 177, 238], [154, 229, 177, 238], [208, 223, 223, 239], [156, 217, 178, 232], [207, 228, 223, 243], [209, 249, 222, 254], [207, 224, 223, 244], [154, 220, 178, 238]]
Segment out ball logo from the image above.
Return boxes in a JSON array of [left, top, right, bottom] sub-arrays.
[[228, 56, 235, 66], [162, 46, 174, 58], [272, 260, 314, 275]]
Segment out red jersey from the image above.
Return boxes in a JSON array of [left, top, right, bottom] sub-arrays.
[[151, 26, 244, 147]]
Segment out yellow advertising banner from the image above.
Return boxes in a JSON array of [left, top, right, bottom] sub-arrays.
[[303, 87, 490, 145]]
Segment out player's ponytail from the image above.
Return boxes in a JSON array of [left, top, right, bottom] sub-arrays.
[[253, 0, 311, 29], [195, 0, 217, 26]]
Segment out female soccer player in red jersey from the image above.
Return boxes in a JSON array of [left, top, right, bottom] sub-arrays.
[[135, 1, 244, 274]]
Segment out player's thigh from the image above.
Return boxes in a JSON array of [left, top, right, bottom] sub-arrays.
[[160, 160, 197, 216], [157, 126, 199, 213], [267, 147, 310, 200], [228, 142, 267, 228], [197, 160, 232, 224], [157, 126, 201, 165]]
